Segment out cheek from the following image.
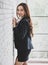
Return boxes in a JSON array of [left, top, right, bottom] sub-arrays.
[[21, 11, 25, 15]]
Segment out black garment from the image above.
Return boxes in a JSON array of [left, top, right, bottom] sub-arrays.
[[13, 17, 33, 50], [17, 49, 31, 62]]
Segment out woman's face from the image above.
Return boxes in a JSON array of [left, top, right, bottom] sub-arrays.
[[17, 5, 25, 19]]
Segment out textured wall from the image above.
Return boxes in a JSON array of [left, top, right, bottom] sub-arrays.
[[0, 0, 17, 65]]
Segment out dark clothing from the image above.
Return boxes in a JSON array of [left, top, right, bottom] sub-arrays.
[[17, 49, 31, 62], [13, 17, 33, 50], [13, 17, 33, 62]]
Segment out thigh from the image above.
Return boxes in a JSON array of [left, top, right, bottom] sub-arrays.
[[14, 58, 24, 65], [23, 61, 28, 65]]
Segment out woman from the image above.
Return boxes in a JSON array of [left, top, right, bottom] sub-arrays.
[[12, 3, 34, 65]]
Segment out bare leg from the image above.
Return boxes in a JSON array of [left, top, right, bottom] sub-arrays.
[[23, 61, 28, 65], [14, 58, 24, 65]]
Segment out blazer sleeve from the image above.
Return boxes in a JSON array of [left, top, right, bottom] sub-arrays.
[[13, 19, 29, 40]]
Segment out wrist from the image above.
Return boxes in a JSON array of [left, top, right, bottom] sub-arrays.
[[13, 25, 16, 27]]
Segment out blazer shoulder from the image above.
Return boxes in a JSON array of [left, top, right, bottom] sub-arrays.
[[21, 17, 29, 24]]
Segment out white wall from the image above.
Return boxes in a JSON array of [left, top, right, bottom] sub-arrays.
[[0, 0, 17, 65]]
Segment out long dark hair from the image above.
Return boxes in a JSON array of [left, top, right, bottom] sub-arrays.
[[16, 3, 33, 37]]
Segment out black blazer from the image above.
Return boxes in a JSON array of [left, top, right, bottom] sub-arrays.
[[13, 17, 33, 50]]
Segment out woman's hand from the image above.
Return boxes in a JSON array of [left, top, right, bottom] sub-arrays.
[[12, 17, 17, 27]]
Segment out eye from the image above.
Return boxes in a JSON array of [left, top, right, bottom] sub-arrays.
[[21, 9, 24, 11]]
